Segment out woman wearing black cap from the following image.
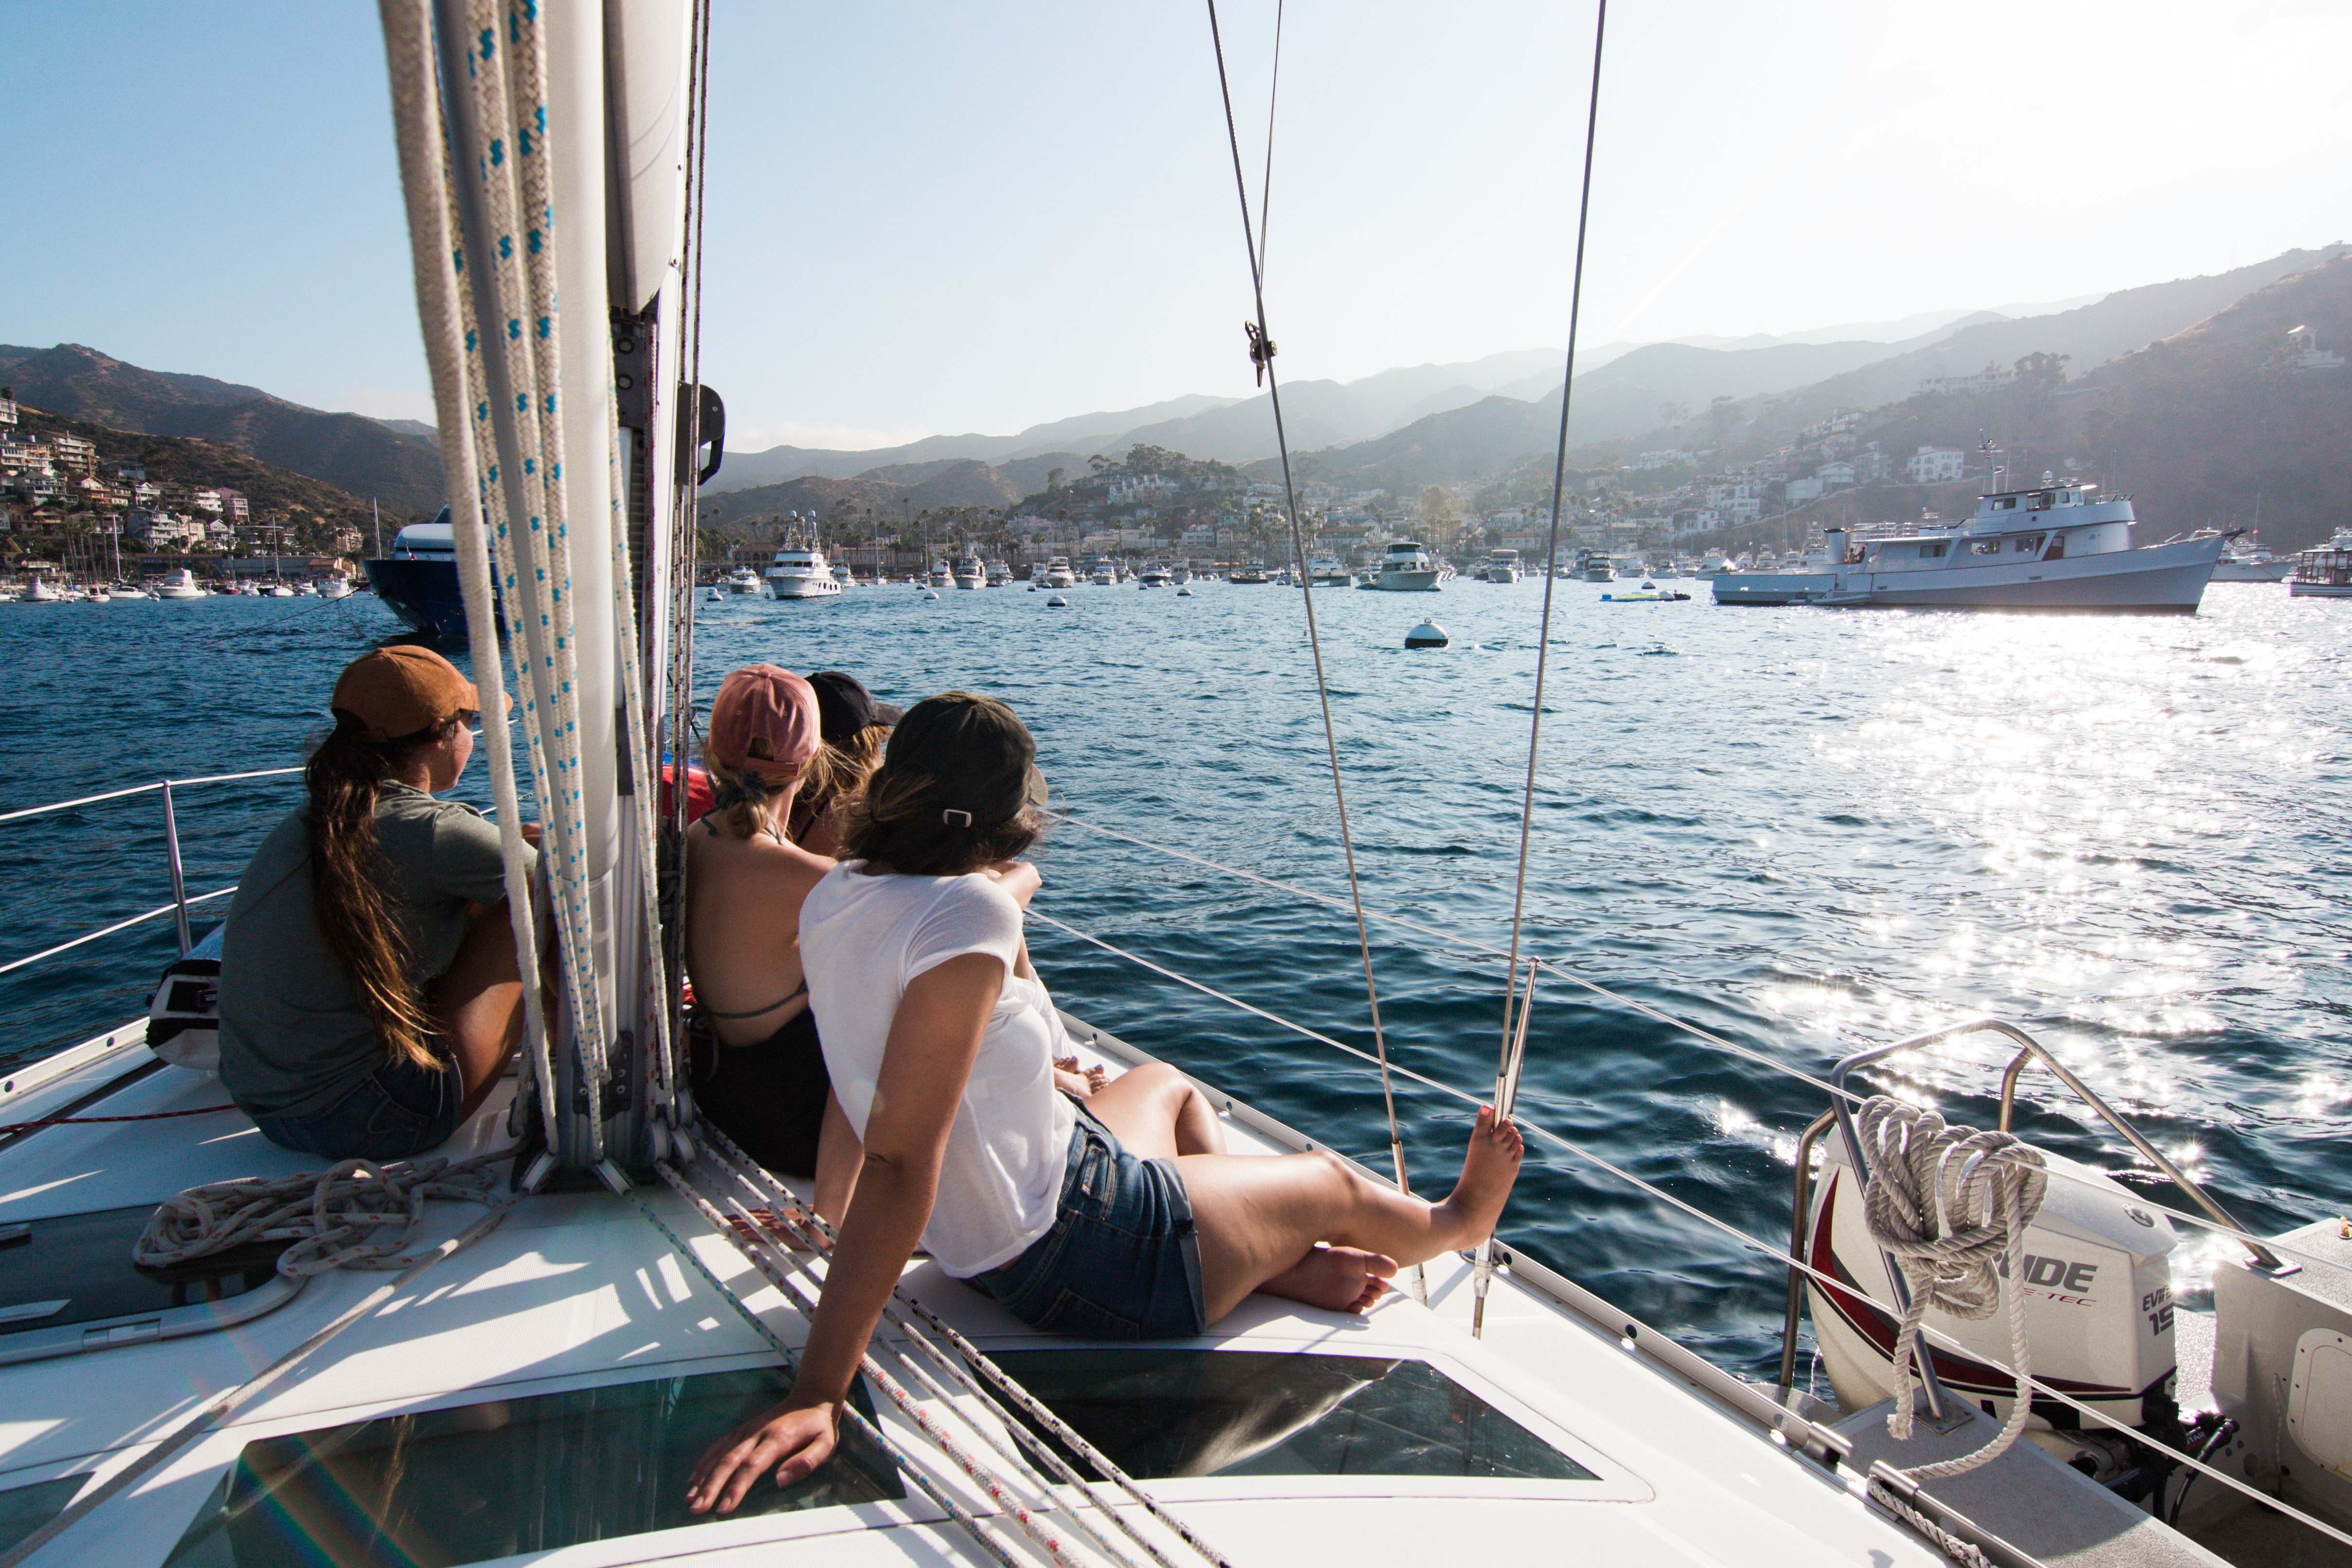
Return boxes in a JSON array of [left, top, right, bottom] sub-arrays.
[[787, 670, 900, 856], [688, 691, 1525, 1516]]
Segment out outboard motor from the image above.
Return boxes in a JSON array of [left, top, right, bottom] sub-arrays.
[[1804, 1122, 2184, 1490]]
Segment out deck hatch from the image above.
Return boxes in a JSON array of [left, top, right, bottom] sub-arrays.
[[993, 1348, 1594, 1482], [0, 1204, 286, 1334], [0, 1475, 86, 1557], [161, 1370, 902, 1567]]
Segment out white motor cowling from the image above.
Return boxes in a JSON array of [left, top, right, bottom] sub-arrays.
[[1804, 1135, 2180, 1432]]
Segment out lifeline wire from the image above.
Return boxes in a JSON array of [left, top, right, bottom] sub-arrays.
[[1040, 814, 2352, 1279], [1023, 905, 2352, 1554], [1201, 0, 1419, 1263]]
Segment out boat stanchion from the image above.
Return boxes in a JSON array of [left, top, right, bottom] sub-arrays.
[[161, 779, 192, 956]]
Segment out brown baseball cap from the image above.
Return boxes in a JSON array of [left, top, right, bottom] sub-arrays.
[[708, 665, 820, 777], [330, 646, 481, 742]]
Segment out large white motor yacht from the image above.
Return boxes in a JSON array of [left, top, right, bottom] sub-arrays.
[[1306, 556, 1352, 586], [953, 557, 985, 590], [152, 569, 205, 600], [1041, 556, 1077, 588], [1090, 558, 1120, 586], [1480, 548, 1522, 582], [1358, 540, 1442, 592], [1714, 480, 2224, 611], [765, 546, 840, 599]]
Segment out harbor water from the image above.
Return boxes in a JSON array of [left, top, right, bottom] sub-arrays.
[[2, 578, 2345, 1380]]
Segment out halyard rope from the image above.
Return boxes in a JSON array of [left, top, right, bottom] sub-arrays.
[[689, 1117, 1236, 1568], [1201, 0, 1421, 1300], [1857, 1097, 2046, 1479], [651, 1161, 1099, 1568], [1480, 0, 1609, 1340], [622, 1186, 1021, 1568], [379, 0, 560, 1141]]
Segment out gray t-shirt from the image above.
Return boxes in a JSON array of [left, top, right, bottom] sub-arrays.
[[217, 783, 531, 1119]]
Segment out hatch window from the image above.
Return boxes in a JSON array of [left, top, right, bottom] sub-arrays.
[[0, 1204, 290, 1340], [991, 1349, 1593, 1482], [0, 1475, 87, 1557], [162, 1370, 901, 1567]]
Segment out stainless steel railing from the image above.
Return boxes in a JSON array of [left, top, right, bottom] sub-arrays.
[[0, 767, 304, 973]]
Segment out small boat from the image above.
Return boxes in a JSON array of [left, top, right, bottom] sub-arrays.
[[1089, 559, 1120, 586], [1139, 561, 1173, 588], [1357, 540, 1442, 592], [1601, 581, 1692, 603], [928, 561, 953, 589], [1480, 548, 1522, 583], [316, 575, 354, 600], [1230, 564, 1272, 584], [1307, 556, 1352, 586], [1169, 561, 1193, 585], [1040, 555, 1077, 588], [267, 581, 297, 597], [986, 559, 1014, 587], [722, 565, 769, 596]]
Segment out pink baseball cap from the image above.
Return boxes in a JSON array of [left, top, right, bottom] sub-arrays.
[[706, 665, 820, 777]]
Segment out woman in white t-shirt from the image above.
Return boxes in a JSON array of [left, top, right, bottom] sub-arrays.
[[688, 692, 1525, 1516]]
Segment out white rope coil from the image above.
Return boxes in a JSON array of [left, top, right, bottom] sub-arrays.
[[1856, 1096, 2047, 1479], [133, 1151, 512, 1278]]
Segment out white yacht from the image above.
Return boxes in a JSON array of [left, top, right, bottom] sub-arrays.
[[2210, 537, 2295, 582], [1357, 540, 1442, 592], [1480, 548, 1521, 583], [1169, 561, 1193, 585], [153, 569, 203, 600], [953, 557, 985, 591], [985, 559, 1013, 588], [761, 544, 838, 598], [1089, 558, 1120, 586], [1138, 561, 1173, 588], [2289, 534, 2352, 597], [1306, 556, 1351, 586], [927, 561, 953, 589], [316, 574, 354, 600], [1714, 480, 2225, 611], [1694, 551, 1737, 578], [1041, 556, 1077, 588], [1580, 551, 1615, 582], [720, 565, 768, 597]]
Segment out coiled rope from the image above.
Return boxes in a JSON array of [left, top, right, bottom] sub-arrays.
[[133, 1150, 514, 1277], [1855, 1096, 2047, 1479]]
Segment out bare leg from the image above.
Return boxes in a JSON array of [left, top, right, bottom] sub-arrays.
[[428, 900, 525, 1121], [812, 1092, 862, 1226], [1083, 1062, 1225, 1159], [1179, 1107, 1523, 1324]]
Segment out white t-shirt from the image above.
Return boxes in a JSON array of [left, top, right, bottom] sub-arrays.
[[799, 862, 1077, 1277]]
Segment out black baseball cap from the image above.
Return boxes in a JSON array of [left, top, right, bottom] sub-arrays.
[[807, 670, 905, 746], [882, 691, 1047, 826]]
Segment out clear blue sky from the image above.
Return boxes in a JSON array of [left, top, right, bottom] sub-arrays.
[[4, 2, 2346, 449]]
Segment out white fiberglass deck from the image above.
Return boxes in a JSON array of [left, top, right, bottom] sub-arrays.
[[0, 1012, 2209, 1568]]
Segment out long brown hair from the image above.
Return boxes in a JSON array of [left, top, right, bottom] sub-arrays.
[[305, 716, 456, 1070], [787, 721, 887, 845]]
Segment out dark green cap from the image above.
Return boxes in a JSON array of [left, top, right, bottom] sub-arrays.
[[879, 691, 1048, 827]]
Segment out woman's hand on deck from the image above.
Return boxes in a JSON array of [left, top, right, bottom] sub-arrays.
[[687, 1398, 841, 1514]]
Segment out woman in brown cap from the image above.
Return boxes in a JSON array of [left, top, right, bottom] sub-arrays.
[[217, 646, 535, 1160], [688, 691, 1525, 1516], [684, 664, 858, 1207]]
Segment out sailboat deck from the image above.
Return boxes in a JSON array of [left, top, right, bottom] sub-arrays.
[[0, 1015, 2218, 1567]]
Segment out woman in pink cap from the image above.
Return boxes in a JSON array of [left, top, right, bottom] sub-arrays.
[[685, 665, 858, 1208]]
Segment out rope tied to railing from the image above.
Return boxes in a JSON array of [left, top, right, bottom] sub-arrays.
[[1856, 1095, 2046, 1478]]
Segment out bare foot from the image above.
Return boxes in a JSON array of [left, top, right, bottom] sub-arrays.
[[1435, 1105, 1524, 1248], [1258, 1245, 1399, 1315]]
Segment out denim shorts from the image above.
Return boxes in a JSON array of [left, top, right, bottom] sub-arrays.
[[967, 1106, 1207, 1340], [251, 1044, 465, 1163]]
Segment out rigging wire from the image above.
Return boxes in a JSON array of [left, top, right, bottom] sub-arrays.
[[1201, 0, 1423, 1287], [1473, 0, 1609, 1337], [1254, 0, 1282, 286]]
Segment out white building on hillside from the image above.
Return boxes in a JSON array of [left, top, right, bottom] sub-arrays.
[[1903, 446, 1968, 483]]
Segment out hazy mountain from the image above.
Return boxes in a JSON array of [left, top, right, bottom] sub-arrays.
[[0, 343, 444, 518], [706, 394, 1240, 492], [1270, 245, 2352, 493], [697, 458, 1031, 535]]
